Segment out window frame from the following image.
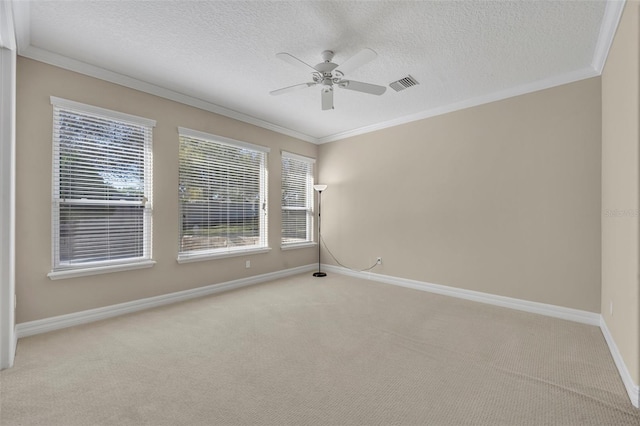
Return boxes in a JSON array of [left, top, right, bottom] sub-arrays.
[[177, 127, 270, 263], [281, 151, 315, 249], [48, 97, 156, 280]]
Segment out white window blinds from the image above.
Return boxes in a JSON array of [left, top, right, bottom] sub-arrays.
[[51, 97, 154, 272], [281, 152, 314, 246], [178, 128, 269, 259]]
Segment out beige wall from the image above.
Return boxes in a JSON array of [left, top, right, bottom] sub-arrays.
[[12, 11, 636, 386], [601, 1, 640, 384], [15, 58, 317, 323], [319, 77, 602, 313]]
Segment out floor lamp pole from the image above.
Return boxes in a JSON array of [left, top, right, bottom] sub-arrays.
[[313, 184, 327, 277]]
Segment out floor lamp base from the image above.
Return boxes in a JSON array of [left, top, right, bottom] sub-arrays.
[[312, 272, 327, 277]]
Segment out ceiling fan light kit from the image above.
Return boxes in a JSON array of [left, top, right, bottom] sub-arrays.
[[270, 48, 386, 110]]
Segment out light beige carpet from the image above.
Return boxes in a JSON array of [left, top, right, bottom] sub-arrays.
[[1, 273, 638, 425]]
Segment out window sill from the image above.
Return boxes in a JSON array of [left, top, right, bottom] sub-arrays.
[[177, 247, 271, 264], [48, 260, 156, 280], [281, 242, 317, 251]]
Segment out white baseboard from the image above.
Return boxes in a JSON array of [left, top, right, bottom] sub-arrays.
[[600, 317, 640, 408], [324, 265, 600, 326], [15, 262, 639, 409], [324, 265, 640, 408], [16, 264, 315, 338]]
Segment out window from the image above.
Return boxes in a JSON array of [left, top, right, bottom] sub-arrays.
[[281, 152, 314, 247], [50, 97, 155, 278], [178, 128, 269, 261]]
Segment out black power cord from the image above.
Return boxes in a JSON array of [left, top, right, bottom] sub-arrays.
[[320, 234, 379, 272]]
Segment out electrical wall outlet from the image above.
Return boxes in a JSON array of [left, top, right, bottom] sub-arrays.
[[245, 260, 251, 269], [376, 257, 382, 265]]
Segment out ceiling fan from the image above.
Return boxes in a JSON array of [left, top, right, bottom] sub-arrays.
[[270, 48, 386, 110]]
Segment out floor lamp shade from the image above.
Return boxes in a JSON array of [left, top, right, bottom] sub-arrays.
[[313, 184, 327, 277]]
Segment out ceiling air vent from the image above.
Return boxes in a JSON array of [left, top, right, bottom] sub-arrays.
[[389, 75, 419, 92]]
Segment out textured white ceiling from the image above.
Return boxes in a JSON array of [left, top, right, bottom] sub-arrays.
[[14, 0, 618, 143]]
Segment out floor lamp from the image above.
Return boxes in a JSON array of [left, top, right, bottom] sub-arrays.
[[313, 184, 327, 277]]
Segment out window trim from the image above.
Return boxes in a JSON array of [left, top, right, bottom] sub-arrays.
[[50, 97, 157, 128], [177, 247, 272, 264], [47, 260, 156, 280], [177, 127, 270, 261], [49, 97, 155, 278], [178, 127, 270, 154], [280, 241, 317, 251], [281, 151, 315, 248]]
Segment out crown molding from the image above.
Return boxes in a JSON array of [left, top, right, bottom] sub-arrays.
[[316, 66, 600, 144], [10, 0, 28, 51], [0, 1, 16, 50], [15, 46, 604, 146], [11, 0, 621, 146], [18, 46, 318, 144], [592, 0, 625, 74]]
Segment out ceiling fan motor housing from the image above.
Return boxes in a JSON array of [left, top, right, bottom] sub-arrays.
[[315, 62, 338, 73]]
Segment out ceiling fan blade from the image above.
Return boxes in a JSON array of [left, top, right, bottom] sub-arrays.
[[270, 82, 316, 96], [321, 88, 333, 110], [276, 52, 317, 73], [338, 80, 386, 95], [335, 48, 378, 75]]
